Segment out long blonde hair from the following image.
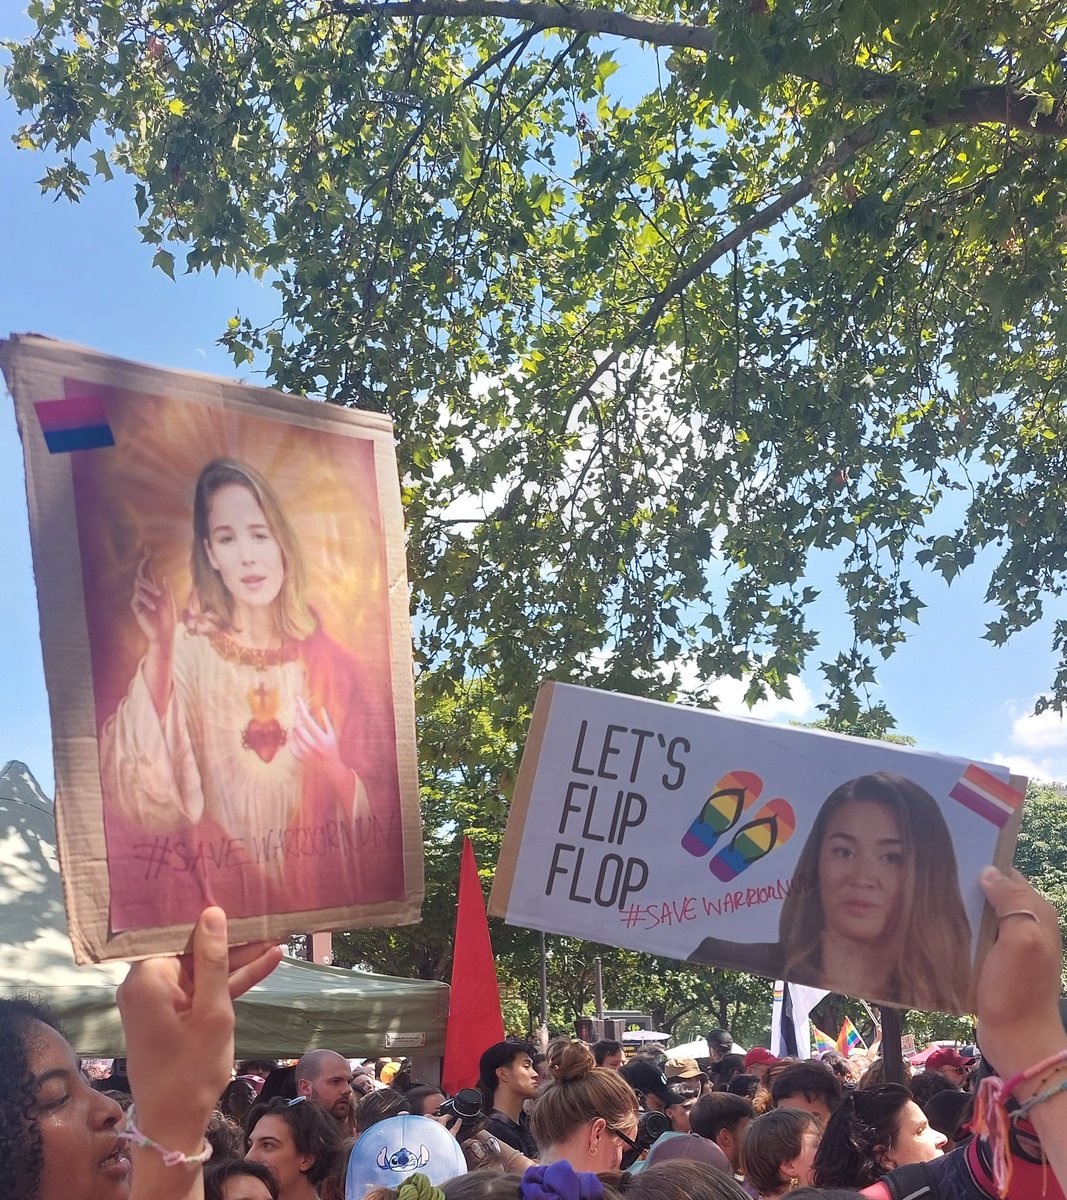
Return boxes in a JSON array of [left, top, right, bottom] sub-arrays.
[[188, 458, 316, 639]]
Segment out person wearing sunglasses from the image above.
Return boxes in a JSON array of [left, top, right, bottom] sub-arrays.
[[527, 1042, 640, 1172], [245, 1096, 344, 1200]]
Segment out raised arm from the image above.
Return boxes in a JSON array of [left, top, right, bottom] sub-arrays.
[[117, 908, 282, 1200], [976, 865, 1067, 1190]]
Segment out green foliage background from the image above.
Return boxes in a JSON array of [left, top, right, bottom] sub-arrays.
[[6, 0, 1067, 1049]]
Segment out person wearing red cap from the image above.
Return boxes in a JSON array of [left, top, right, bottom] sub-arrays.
[[744, 1048, 780, 1086], [924, 1048, 975, 1088]]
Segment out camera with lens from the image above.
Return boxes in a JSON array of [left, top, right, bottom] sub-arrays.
[[437, 1087, 486, 1140], [619, 1108, 671, 1170]]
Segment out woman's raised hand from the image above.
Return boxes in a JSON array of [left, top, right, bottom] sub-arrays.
[[117, 908, 281, 1200], [131, 548, 176, 646], [976, 865, 1065, 1078]]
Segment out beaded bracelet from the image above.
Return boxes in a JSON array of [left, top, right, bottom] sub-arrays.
[[999, 1047, 1067, 1100], [123, 1106, 214, 1167], [973, 1048, 1067, 1198], [1014, 1075, 1067, 1121]]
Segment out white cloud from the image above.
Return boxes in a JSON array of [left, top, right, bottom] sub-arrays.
[[670, 654, 818, 723], [1010, 703, 1067, 751], [703, 674, 817, 722], [994, 698, 1067, 784], [991, 752, 1051, 780]]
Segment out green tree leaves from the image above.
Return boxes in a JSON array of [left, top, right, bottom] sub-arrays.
[[9, 3, 1067, 953]]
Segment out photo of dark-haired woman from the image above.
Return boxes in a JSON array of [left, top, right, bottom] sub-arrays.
[[689, 772, 973, 1011]]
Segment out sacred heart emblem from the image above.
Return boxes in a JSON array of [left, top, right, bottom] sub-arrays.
[[243, 683, 288, 763], [243, 718, 287, 763]]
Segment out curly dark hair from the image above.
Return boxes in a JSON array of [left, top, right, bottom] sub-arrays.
[[812, 1083, 913, 1188], [0, 998, 62, 1200]]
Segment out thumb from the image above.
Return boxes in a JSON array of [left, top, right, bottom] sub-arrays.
[[190, 906, 231, 1018], [980, 864, 1036, 913]]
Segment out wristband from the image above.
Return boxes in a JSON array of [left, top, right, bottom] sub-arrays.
[[122, 1106, 214, 1167]]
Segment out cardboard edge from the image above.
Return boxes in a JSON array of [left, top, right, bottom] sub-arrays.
[[88, 898, 423, 964], [371, 436, 424, 906], [488, 681, 556, 919], [2, 334, 396, 435], [2, 334, 424, 962], [966, 771, 1028, 1012]]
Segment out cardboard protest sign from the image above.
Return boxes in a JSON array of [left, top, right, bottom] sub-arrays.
[[490, 682, 1026, 1014], [0, 335, 422, 962]]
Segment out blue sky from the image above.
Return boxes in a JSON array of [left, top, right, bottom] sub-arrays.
[[2, 13, 1065, 797]]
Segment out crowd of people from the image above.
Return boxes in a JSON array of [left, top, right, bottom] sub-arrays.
[[3, 865, 1067, 1200]]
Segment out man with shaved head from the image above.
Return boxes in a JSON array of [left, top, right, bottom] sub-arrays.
[[295, 1048, 355, 1130]]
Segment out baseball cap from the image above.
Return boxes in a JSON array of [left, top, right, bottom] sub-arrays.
[[665, 1057, 708, 1083], [344, 1115, 466, 1198], [619, 1057, 688, 1106], [744, 1048, 780, 1071], [926, 1048, 975, 1072], [628, 1130, 732, 1174]]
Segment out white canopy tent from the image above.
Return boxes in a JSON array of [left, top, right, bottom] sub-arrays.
[[0, 761, 448, 1057]]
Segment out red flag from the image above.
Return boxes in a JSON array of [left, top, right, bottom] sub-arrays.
[[441, 838, 505, 1096]]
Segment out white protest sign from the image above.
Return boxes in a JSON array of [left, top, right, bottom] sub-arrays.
[[489, 683, 1025, 1014]]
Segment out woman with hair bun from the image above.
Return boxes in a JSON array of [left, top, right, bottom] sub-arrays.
[[528, 1042, 639, 1172], [812, 1084, 945, 1189]]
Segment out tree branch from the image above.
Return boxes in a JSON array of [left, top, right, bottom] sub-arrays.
[[565, 116, 886, 415], [331, 1, 1067, 135], [330, 0, 718, 51]]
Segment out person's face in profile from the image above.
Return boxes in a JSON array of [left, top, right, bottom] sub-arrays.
[[818, 798, 907, 944], [882, 1100, 947, 1168], [204, 483, 285, 613], [246, 1115, 313, 1192]]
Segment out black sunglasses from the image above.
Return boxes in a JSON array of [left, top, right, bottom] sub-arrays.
[[605, 1123, 640, 1152]]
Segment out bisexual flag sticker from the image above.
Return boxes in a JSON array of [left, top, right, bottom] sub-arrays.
[[34, 396, 115, 454]]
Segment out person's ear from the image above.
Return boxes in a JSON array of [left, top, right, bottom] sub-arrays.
[[298, 1151, 315, 1174], [296, 1078, 312, 1098], [780, 1152, 807, 1185], [587, 1116, 607, 1156]]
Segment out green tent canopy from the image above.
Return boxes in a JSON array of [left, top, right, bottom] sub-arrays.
[[0, 760, 448, 1057]]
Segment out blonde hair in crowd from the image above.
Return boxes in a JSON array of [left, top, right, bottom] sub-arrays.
[[529, 1042, 638, 1151]]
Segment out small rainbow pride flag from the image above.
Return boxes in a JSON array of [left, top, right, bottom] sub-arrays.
[[811, 1023, 836, 1055], [837, 1016, 866, 1054], [950, 764, 1025, 829], [34, 395, 114, 454]]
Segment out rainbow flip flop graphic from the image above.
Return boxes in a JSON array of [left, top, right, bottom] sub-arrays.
[[709, 797, 796, 882], [681, 771, 764, 856]]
